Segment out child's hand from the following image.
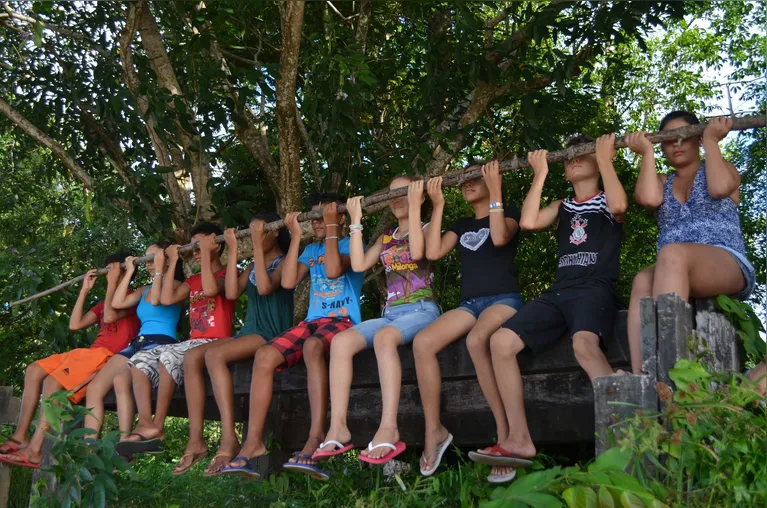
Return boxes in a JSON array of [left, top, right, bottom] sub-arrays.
[[249, 221, 266, 247], [625, 131, 653, 156], [167, 245, 180, 261], [224, 228, 238, 249], [528, 150, 549, 177], [123, 256, 137, 276], [286, 212, 302, 237], [426, 176, 444, 207], [322, 202, 341, 225], [703, 117, 732, 143], [153, 249, 165, 271], [106, 262, 122, 285], [199, 233, 219, 254], [481, 160, 502, 199], [596, 134, 617, 162], [346, 196, 363, 224], [81, 269, 98, 293], [408, 180, 424, 210]]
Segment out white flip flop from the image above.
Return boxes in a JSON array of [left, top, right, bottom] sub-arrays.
[[419, 432, 453, 476], [488, 467, 517, 484]]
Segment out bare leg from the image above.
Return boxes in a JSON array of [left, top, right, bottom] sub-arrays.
[[227, 345, 284, 467], [573, 332, 615, 382], [112, 366, 136, 437], [627, 266, 655, 374], [204, 335, 264, 473], [294, 337, 329, 462], [316, 330, 366, 454], [6, 376, 64, 464], [466, 304, 518, 451], [747, 359, 767, 397], [489, 328, 536, 459], [363, 327, 404, 459], [1, 363, 48, 452], [180, 343, 221, 457], [151, 365, 177, 434], [123, 366, 166, 441], [653, 243, 746, 300], [413, 309, 476, 471]]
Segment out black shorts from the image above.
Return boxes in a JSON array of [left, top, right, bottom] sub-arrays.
[[501, 282, 618, 355]]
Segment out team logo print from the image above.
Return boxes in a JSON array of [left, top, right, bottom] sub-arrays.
[[569, 214, 588, 245]]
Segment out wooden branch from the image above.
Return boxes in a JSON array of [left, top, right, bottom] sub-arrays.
[[0, 97, 94, 190], [326, 1, 358, 23], [297, 109, 322, 189], [7, 114, 765, 308]]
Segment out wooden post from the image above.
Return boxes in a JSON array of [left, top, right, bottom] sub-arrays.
[[655, 293, 694, 386], [0, 387, 20, 508], [693, 300, 740, 374]]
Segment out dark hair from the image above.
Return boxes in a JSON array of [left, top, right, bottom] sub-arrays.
[[250, 212, 290, 254], [305, 192, 345, 208], [659, 110, 700, 131], [190, 221, 225, 255], [150, 240, 185, 282], [103, 251, 137, 283], [565, 134, 595, 149], [390, 174, 433, 219]]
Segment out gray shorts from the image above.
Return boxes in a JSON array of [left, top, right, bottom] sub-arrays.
[[128, 339, 216, 388], [719, 246, 756, 300]]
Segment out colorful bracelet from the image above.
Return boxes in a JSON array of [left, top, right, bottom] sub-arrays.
[[489, 201, 503, 209], [349, 230, 363, 235], [349, 224, 363, 230], [489, 208, 505, 213]]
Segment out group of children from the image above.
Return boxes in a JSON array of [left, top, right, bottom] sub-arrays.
[[0, 111, 762, 485]]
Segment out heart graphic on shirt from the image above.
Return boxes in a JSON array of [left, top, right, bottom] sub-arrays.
[[460, 228, 490, 251]]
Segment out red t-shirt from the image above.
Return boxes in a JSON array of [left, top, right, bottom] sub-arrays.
[[187, 269, 235, 339], [89, 301, 140, 354]]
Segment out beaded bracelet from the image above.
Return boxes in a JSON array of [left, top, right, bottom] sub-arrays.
[[349, 230, 363, 235], [489, 208, 505, 213], [349, 224, 363, 230], [326, 236, 339, 240]]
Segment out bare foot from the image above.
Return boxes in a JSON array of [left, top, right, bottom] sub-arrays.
[[289, 435, 324, 465], [205, 441, 240, 475], [614, 369, 630, 376], [494, 439, 536, 460], [1, 445, 42, 466], [315, 425, 352, 454], [121, 423, 163, 442], [360, 426, 399, 460], [420, 425, 449, 472], [489, 465, 516, 481], [0, 437, 27, 454]]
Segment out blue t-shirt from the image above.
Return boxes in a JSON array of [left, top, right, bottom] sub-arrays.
[[298, 236, 364, 325]]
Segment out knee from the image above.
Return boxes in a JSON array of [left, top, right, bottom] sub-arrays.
[[656, 244, 687, 270], [42, 375, 62, 395], [373, 328, 401, 354], [329, 332, 358, 358], [572, 333, 601, 360], [113, 370, 132, 392], [466, 329, 489, 356], [254, 347, 281, 371], [303, 337, 325, 360], [183, 347, 206, 371], [26, 362, 45, 380], [412, 333, 435, 360], [204, 348, 224, 370], [489, 329, 524, 358], [631, 268, 654, 297]]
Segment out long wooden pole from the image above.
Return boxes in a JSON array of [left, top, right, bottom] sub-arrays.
[[6, 114, 765, 308]]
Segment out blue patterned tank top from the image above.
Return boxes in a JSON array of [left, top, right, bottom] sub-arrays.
[[657, 166, 747, 256]]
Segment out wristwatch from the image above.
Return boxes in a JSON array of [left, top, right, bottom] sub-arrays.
[[489, 201, 503, 209]]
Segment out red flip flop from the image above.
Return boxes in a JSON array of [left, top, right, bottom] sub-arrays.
[[312, 440, 354, 461], [358, 441, 406, 465], [0, 453, 41, 469], [0, 438, 22, 454], [468, 444, 534, 468]]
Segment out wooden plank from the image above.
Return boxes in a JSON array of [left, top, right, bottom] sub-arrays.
[[656, 293, 693, 386], [593, 374, 657, 455], [694, 299, 741, 374], [639, 297, 658, 380]]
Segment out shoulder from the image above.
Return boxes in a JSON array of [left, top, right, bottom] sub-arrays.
[[185, 273, 201, 285], [449, 216, 472, 232]]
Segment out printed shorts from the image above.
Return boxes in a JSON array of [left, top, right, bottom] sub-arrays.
[[128, 339, 216, 388], [458, 292, 524, 319], [502, 282, 618, 355], [269, 317, 353, 369], [352, 300, 441, 348], [35, 347, 114, 403]]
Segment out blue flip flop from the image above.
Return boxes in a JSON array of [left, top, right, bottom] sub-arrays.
[[219, 456, 261, 479], [282, 453, 331, 481]]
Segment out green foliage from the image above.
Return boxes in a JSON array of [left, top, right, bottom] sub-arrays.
[[30, 392, 132, 508], [715, 295, 767, 366]]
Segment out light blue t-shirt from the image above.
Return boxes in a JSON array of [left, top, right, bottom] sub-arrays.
[[298, 236, 364, 325]]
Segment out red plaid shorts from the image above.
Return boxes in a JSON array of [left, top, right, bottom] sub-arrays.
[[269, 317, 353, 369]]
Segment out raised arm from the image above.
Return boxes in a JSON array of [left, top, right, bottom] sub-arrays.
[[519, 150, 561, 231], [346, 196, 383, 272], [281, 212, 310, 290], [702, 117, 741, 201], [199, 234, 225, 297], [483, 160, 520, 246], [161, 245, 190, 305], [112, 257, 145, 309], [102, 262, 135, 323], [250, 219, 284, 296], [407, 181, 427, 260], [424, 176, 459, 261], [150, 249, 166, 305], [68, 269, 99, 331], [224, 228, 248, 300], [626, 131, 663, 209], [322, 202, 352, 279], [595, 134, 628, 220]]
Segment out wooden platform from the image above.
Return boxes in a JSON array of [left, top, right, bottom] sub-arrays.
[[106, 311, 631, 450]]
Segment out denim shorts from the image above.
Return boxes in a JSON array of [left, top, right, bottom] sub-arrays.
[[117, 334, 177, 358], [458, 292, 524, 318], [352, 300, 441, 348], [719, 246, 756, 300]]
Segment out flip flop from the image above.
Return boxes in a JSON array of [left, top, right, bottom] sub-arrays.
[[0, 438, 23, 454], [203, 452, 237, 477], [468, 445, 534, 468], [172, 450, 209, 476], [0, 453, 41, 470], [312, 439, 354, 461], [488, 467, 517, 484], [219, 456, 261, 479], [116, 434, 163, 455], [358, 441, 406, 465], [420, 432, 453, 477], [283, 454, 331, 481]]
